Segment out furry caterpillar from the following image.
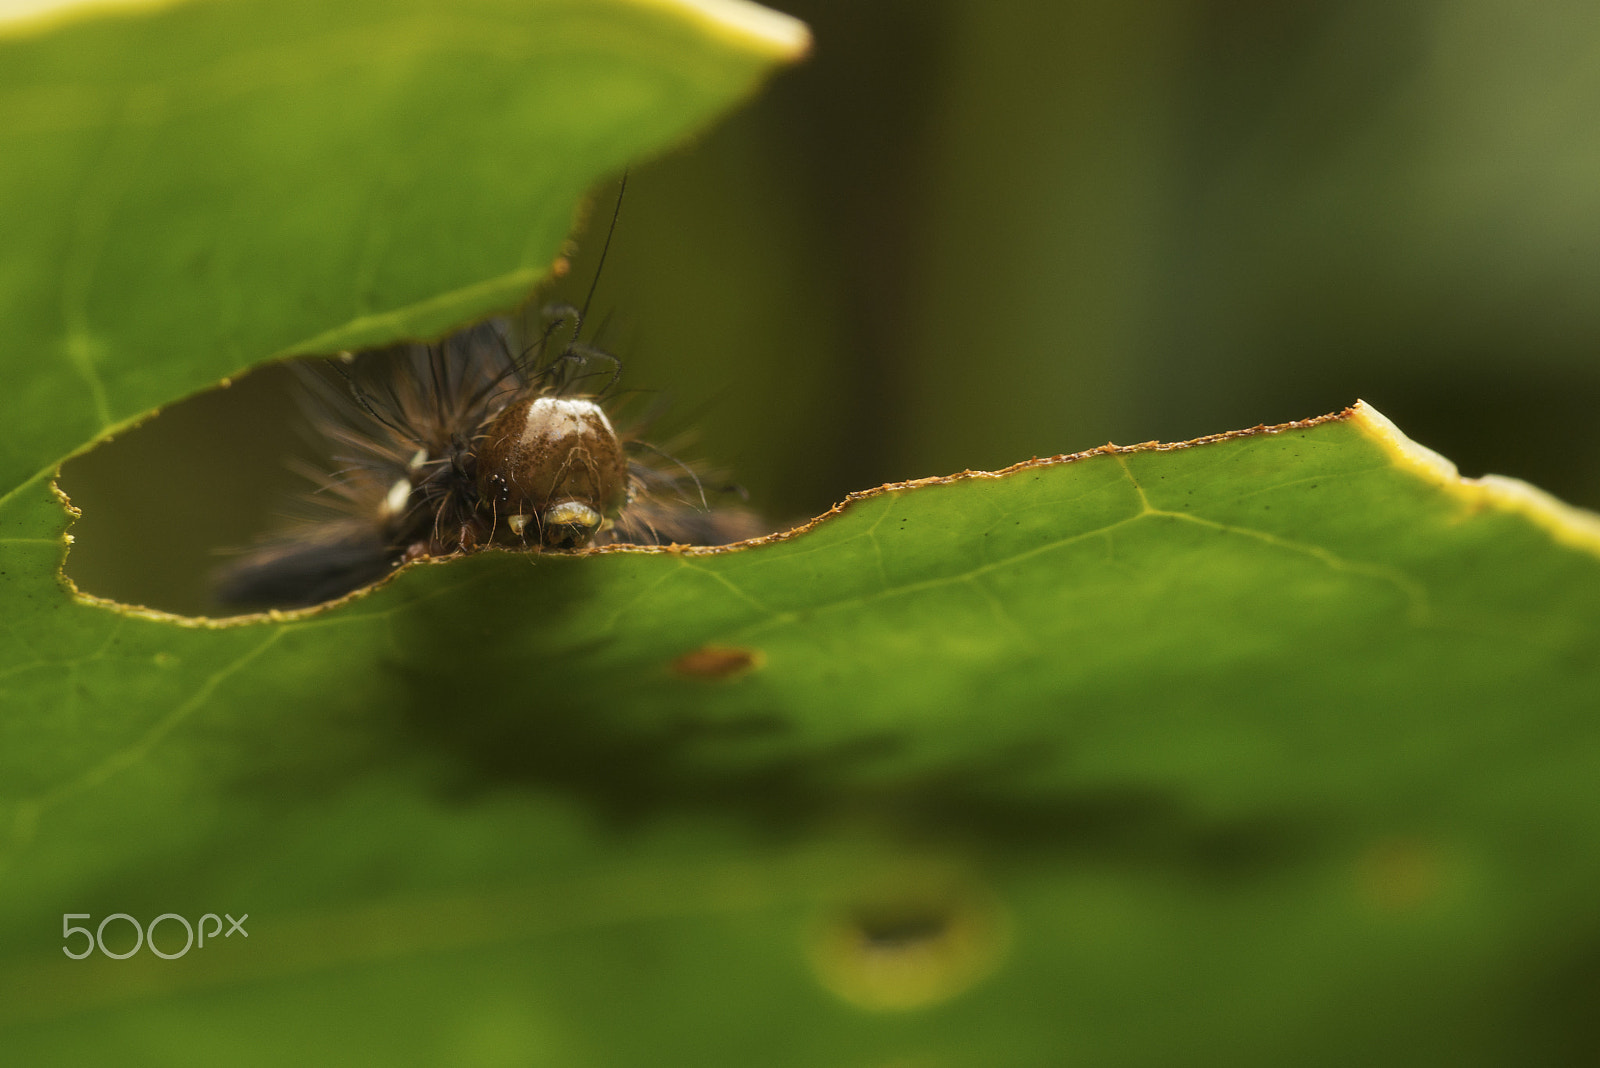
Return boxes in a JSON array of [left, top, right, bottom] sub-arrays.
[[216, 313, 761, 609]]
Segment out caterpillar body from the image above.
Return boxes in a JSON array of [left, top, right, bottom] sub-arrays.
[[216, 314, 761, 609]]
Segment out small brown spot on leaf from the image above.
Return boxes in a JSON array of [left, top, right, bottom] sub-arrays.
[[672, 645, 763, 679]]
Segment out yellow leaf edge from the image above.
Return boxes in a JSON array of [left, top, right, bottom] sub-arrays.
[[1349, 399, 1600, 557]]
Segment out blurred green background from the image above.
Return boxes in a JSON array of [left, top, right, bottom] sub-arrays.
[[63, 0, 1600, 615]]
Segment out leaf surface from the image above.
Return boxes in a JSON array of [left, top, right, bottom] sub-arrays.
[[7, 400, 1600, 1063]]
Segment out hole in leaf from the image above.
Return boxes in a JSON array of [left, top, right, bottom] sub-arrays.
[[57, 362, 307, 617], [806, 868, 1010, 1011], [59, 314, 770, 617]]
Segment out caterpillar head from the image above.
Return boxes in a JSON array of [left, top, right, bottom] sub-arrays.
[[475, 394, 630, 549]]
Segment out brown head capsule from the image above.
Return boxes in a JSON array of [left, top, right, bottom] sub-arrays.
[[475, 394, 630, 548]]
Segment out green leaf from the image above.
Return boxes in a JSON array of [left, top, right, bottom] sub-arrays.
[[8, 397, 1600, 1063], [0, 0, 807, 490], [8, 1, 1600, 1064]]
